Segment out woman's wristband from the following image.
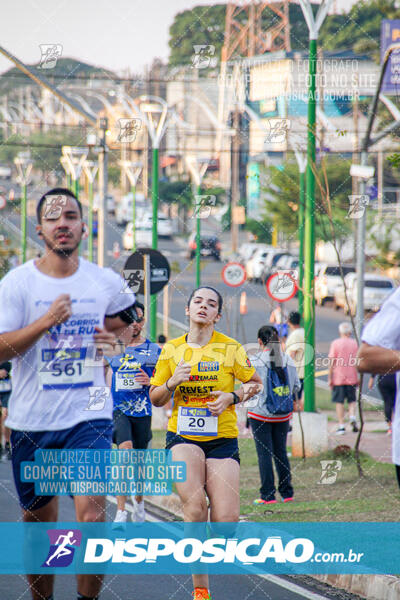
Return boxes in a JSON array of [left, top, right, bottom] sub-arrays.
[[165, 378, 175, 393]]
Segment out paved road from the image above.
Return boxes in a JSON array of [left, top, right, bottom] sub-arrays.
[[0, 456, 338, 600]]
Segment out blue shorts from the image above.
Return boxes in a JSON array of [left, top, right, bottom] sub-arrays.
[[11, 419, 112, 511]]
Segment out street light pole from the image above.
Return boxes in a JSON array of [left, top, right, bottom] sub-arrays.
[[186, 156, 210, 288], [120, 161, 143, 253], [14, 152, 33, 263], [83, 160, 98, 262], [298, 0, 332, 413], [298, 168, 306, 322], [140, 97, 168, 341]]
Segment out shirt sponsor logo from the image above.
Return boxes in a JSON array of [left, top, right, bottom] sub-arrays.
[[198, 361, 219, 372]]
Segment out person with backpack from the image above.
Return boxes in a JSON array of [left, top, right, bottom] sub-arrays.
[[248, 325, 301, 505]]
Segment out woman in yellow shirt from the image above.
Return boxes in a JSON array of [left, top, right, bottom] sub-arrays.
[[150, 286, 262, 600]]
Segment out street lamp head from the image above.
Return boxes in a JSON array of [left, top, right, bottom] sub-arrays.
[[86, 134, 97, 148]]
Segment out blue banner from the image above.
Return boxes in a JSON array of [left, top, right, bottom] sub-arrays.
[[381, 19, 400, 94], [1, 522, 399, 574]]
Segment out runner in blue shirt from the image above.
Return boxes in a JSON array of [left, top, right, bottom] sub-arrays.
[[106, 302, 161, 524]]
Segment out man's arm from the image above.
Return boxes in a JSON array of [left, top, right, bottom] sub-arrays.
[[357, 342, 400, 374], [0, 294, 72, 362]]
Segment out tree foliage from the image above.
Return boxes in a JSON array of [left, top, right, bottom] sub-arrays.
[[168, 0, 400, 67], [259, 157, 353, 246]]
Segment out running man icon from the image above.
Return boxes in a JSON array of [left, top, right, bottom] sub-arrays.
[[41, 529, 83, 569], [46, 531, 77, 566]]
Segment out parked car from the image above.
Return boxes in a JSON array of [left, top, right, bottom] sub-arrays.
[[115, 192, 147, 226], [94, 193, 116, 214], [0, 164, 12, 179], [260, 252, 292, 285], [155, 213, 173, 238], [314, 264, 356, 306], [123, 221, 152, 249], [187, 233, 221, 261], [334, 273, 395, 315], [246, 245, 274, 282], [238, 242, 260, 265]]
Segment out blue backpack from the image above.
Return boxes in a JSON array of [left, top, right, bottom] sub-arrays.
[[265, 367, 293, 415]]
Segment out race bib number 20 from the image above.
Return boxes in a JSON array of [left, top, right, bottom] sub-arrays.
[[177, 407, 218, 437]]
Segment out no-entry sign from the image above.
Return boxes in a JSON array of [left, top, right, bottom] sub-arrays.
[[266, 271, 298, 302], [221, 262, 247, 287]]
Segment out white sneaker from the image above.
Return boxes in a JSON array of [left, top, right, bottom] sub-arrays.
[[112, 509, 128, 529], [132, 498, 146, 522], [336, 426, 345, 435]]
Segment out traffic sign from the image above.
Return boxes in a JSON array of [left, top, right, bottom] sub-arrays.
[[123, 248, 170, 295], [221, 262, 246, 287], [266, 271, 298, 302]]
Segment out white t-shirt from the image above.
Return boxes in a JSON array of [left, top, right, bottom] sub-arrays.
[[361, 288, 400, 464], [285, 327, 305, 379], [0, 258, 135, 431]]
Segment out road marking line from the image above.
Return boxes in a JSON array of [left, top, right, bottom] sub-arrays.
[[315, 369, 329, 377]]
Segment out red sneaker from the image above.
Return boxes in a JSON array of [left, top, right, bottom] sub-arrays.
[[253, 498, 277, 505], [283, 497, 294, 503]]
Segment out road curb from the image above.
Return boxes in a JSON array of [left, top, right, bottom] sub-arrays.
[[145, 492, 399, 599], [311, 574, 400, 600]]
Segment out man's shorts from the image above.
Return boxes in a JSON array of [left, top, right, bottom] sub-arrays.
[[113, 409, 152, 448], [0, 392, 10, 408], [166, 432, 240, 464], [332, 385, 356, 404], [11, 419, 112, 511]]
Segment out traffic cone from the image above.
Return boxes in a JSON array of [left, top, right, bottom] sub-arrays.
[[112, 241, 120, 259], [239, 291, 247, 315]]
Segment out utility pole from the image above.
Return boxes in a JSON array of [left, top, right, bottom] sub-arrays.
[[352, 76, 359, 262], [231, 107, 240, 253]]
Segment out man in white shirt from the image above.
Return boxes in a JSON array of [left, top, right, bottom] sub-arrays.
[[0, 188, 136, 600], [358, 289, 400, 485], [285, 311, 305, 407]]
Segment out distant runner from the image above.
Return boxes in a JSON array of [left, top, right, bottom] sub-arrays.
[[106, 301, 161, 525]]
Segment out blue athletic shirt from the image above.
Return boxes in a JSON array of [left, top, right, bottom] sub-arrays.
[[107, 340, 161, 417]]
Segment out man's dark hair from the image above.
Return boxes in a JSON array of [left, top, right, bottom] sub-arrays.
[[134, 301, 145, 315], [36, 187, 83, 224], [157, 334, 167, 344], [187, 286, 223, 314], [288, 311, 301, 326]]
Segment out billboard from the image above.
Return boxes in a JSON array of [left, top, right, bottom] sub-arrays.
[[381, 19, 400, 94]]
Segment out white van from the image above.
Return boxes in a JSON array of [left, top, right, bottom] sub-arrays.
[[115, 192, 147, 226]]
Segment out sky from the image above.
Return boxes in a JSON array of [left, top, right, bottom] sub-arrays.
[[0, 0, 353, 77]]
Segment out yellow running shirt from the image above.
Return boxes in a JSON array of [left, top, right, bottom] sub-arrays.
[[150, 330, 255, 441]]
